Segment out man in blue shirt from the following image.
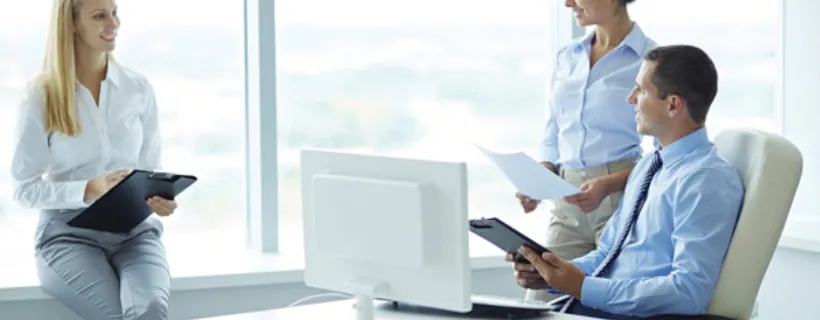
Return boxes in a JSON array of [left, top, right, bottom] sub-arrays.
[[509, 44, 745, 319]]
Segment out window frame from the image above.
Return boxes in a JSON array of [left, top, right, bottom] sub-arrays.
[[245, 0, 280, 252]]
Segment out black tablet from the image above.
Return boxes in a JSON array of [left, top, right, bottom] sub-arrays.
[[469, 217, 550, 263], [67, 170, 198, 234]]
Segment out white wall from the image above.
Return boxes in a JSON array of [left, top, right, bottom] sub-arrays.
[[757, 248, 820, 320], [782, 0, 820, 217], [751, 1, 820, 319]]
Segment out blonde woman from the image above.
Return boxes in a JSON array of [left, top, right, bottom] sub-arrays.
[[10, 0, 174, 318]]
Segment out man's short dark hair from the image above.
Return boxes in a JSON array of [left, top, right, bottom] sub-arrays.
[[644, 45, 718, 124], [624, 0, 636, 4]]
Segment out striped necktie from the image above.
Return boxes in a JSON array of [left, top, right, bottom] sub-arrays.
[[557, 150, 663, 313]]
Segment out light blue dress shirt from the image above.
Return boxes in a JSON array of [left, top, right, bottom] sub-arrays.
[[571, 128, 745, 317], [538, 23, 657, 169]]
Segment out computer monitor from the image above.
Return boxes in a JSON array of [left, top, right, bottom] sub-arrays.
[[300, 148, 471, 320]]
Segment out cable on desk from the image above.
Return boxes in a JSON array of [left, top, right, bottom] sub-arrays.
[[287, 293, 352, 308]]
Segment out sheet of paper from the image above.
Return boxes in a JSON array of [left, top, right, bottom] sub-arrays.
[[474, 144, 580, 200]]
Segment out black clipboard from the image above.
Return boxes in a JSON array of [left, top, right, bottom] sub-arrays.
[[469, 217, 551, 263], [67, 169, 198, 234]]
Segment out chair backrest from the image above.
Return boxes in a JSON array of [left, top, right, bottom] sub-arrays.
[[707, 128, 803, 319]]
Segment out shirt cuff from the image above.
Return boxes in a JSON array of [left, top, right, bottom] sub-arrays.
[[580, 276, 608, 310], [65, 180, 92, 208], [537, 147, 559, 165]]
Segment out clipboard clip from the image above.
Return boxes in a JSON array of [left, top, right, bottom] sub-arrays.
[[469, 219, 492, 229], [147, 172, 180, 183]]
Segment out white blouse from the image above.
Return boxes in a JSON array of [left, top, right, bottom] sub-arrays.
[[10, 61, 162, 210]]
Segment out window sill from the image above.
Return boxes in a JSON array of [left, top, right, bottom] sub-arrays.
[[778, 215, 820, 253], [0, 233, 509, 303]]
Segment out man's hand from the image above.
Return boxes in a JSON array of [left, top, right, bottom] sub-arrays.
[[148, 196, 178, 217], [518, 246, 586, 299], [563, 176, 612, 213], [505, 253, 550, 289]]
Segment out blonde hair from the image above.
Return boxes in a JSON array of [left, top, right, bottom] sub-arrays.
[[37, 0, 82, 136]]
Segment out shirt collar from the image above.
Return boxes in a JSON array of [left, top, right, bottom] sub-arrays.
[[105, 56, 122, 87], [575, 22, 649, 56], [657, 127, 710, 166], [76, 55, 121, 88]]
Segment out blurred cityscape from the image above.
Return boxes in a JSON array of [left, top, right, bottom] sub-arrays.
[[0, 0, 777, 264]]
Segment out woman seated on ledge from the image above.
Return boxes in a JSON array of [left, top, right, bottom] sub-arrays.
[[10, 0, 177, 318]]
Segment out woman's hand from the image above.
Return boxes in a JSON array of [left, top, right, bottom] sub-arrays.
[[147, 196, 178, 217], [85, 169, 131, 201], [516, 191, 542, 213], [563, 177, 612, 213], [516, 162, 559, 214]]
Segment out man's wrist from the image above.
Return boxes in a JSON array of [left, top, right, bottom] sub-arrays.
[[573, 276, 586, 299]]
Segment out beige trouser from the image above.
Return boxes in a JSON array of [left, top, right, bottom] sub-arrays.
[[525, 157, 637, 302]]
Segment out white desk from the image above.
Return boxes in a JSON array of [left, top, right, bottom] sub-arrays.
[[203, 300, 603, 319]]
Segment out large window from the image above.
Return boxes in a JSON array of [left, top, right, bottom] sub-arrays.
[[275, 0, 557, 242], [0, 0, 246, 265], [0, 0, 784, 279], [117, 1, 247, 251], [630, 0, 780, 146]]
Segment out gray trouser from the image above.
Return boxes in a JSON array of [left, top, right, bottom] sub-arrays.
[[36, 209, 171, 320], [525, 157, 636, 302]]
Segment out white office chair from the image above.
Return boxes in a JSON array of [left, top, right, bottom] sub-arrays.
[[707, 128, 803, 320]]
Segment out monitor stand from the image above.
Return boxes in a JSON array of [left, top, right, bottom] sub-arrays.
[[347, 279, 388, 320]]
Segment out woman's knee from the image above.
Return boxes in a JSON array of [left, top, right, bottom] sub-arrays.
[[36, 245, 124, 319], [143, 296, 169, 320], [128, 295, 169, 320]]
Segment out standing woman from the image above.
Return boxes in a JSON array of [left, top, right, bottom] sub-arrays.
[[10, 0, 175, 318], [515, 0, 655, 301]]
